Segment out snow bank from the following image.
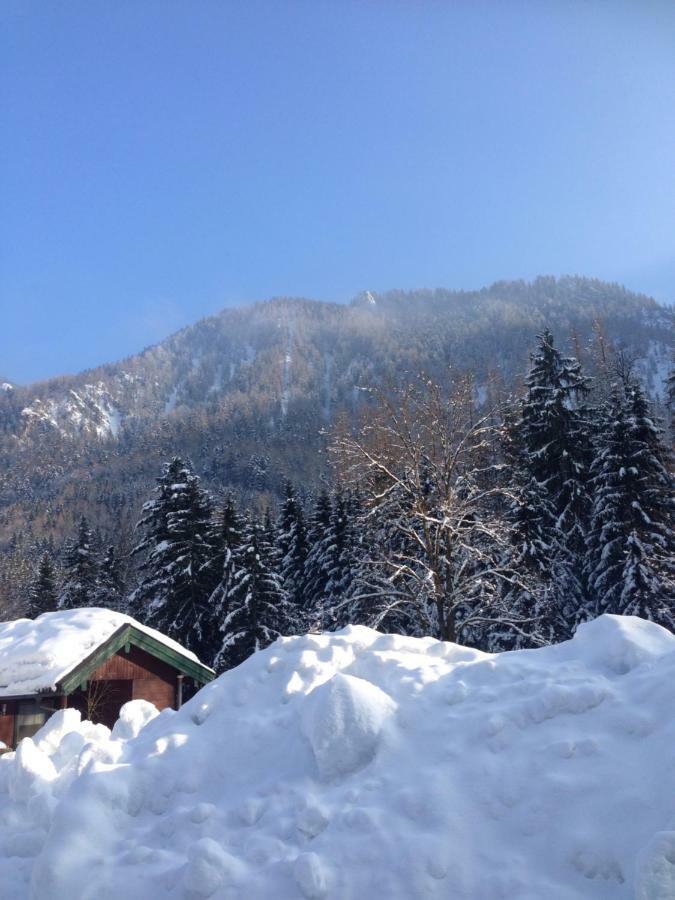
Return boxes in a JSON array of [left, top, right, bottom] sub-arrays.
[[0, 607, 202, 697], [1, 615, 675, 898]]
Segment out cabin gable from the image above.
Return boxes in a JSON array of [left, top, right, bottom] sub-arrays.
[[57, 624, 213, 695]]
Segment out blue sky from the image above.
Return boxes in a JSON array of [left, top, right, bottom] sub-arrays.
[[2, 1, 674, 383]]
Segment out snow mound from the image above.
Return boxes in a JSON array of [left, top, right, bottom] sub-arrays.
[[110, 699, 160, 741], [301, 673, 396, 780], [635, 832, 675, 900], [571, 613, 675, 674], [0, 614, 675, 899]]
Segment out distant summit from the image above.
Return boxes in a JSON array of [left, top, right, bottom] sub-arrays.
[[351, 289, 378, 307]]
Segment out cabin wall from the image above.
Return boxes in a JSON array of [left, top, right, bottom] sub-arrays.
[[0, 701, 15, 748], [85, 645, 177, 712]]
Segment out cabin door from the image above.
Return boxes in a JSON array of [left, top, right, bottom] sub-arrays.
[[94, 679, 133, 730], [70, 679, 133, 730]]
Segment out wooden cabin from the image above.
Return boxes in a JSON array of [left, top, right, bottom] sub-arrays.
[[0, 608, 214, 748]]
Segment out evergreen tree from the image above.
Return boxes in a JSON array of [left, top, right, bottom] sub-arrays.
[[509, 330, 593, 630], [302, 490, 365, 630], [27, 552, 58, 618], [206, 494, 246, 668], [277, 482, 309, 614], [498, 459, 574, 648], [322, 490, 361, 627], [94, 544, 125, 610], [520, 330, 592, 534], [130, 457, 217, 659], [304, 491, 333, 617], [216, 519, 291, 670], [59, 517, 99, 609], [587, 379, 675, 625]]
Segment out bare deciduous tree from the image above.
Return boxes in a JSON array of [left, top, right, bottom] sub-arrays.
[[330, 372, 540, 646], [83, 679, 115, 724]]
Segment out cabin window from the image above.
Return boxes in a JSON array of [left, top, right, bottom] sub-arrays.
[[15, 700, 49, 743]]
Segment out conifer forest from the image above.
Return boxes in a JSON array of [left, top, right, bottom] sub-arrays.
[[13, 316, 674, 673]]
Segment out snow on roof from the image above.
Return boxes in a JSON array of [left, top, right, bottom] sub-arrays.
[[0, 607, 202, 698]]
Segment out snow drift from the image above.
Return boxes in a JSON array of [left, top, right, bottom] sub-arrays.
[[1, 614, 675, 899]]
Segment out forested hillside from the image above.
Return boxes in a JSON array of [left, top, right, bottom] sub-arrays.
[[0, 275, 672, 615]]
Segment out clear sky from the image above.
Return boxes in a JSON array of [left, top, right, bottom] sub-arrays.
[[2, 1, 675, 383]]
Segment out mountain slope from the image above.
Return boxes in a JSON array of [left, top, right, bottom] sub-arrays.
[[0, 276, 672, 611]]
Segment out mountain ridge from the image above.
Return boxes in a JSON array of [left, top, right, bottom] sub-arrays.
[[0, 275, 672, 612]]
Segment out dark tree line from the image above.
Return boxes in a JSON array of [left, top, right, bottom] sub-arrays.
[[23, 330, 675, 669]]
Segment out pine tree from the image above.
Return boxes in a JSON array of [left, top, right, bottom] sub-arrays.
[[27, 552, 58, 618], [93, 544, 126, 610], [130, 457, 217, 659], [216, 519, 292, 670], [520, 330, 592, 535], [498, 459, 573, 648], [321, 491, 361, 627], [496, 401, 580, 647], [587, 379, 675, 626], [510, 330, 593, 630], [206, 494, 246, 669], [59, 517, 99, 609], [304, 490, 333, 610], [302, 490, 365, 630], [277, 482, 309, 614]]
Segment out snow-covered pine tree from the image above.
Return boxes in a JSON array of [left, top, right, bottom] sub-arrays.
[[59, 517, 99, 609], [277, 482, 309, 615], [129, 457, 217, 659], [303, 490, 333, 618], [320, 490, 362, 628], [513, 330, 592, 626], [520, 330, 592, 532], [496, 400, 583, 647], [205, 494, 246, 669], [302, 489, 366, 631], [27, 552, 58, 617], [497, 451, 572, 648], [93, 544, 125, 610], [215, 518, 292, 670], [587, 378, 675, 626]]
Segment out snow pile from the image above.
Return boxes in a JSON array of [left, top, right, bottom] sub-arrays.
[[1, 615, 675, 898], [0, 608, 201, 697]]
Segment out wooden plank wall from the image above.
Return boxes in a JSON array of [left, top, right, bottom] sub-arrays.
[[88, 645, 177, 711], [0, 700, 15, 747]]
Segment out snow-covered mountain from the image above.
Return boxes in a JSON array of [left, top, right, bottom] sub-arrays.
[[19, 383, 122, 441], [1, 613, 674, 899], [0, 275, 671, 611]]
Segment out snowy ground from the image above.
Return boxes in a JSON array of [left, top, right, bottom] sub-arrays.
[[1, 614, 675, 899]]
